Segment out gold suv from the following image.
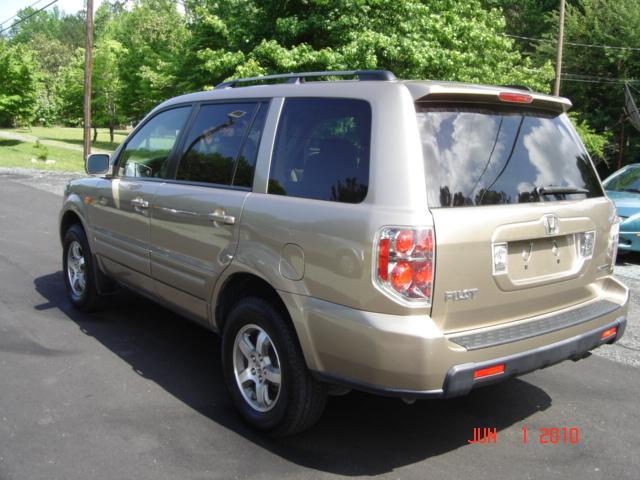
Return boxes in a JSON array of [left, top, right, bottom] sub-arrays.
[[59, 70, 628, 436]]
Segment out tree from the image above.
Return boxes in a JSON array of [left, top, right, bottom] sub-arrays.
[[92, 39, 126, 142], [112, 0, 189, 122], [528, 0, 640, 173], [181, 0, 554, 92], [58, 40, 126, 142], [0, 42, 39, 127]]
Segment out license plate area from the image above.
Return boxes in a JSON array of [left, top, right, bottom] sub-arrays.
[[507, 235, 577, 282]]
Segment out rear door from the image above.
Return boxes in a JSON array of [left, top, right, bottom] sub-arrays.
[[149, 101, 268, 306], [416, 102, 615, 333]]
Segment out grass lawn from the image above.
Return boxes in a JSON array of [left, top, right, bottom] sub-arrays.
[[0, 127, 130, 172], [2, 126, 129, 151], [0, 138, 85, 171]]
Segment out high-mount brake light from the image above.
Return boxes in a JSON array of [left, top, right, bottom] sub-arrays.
[[498, 92, 533, 104], [375, 227, 434, 306]]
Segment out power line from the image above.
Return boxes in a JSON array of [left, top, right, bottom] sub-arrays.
[[504, 33, 640, 52], [0, 0, 59, 35], [563, 73, 640, 82], [0, 0, 48, 27], [561, 73, 640, 84]]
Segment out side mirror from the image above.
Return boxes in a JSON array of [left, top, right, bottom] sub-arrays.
[[85, 153, 112, 176]]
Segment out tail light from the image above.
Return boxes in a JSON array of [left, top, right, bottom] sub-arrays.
[[375, 227, 434, 306], [608, 218, 620, 268]]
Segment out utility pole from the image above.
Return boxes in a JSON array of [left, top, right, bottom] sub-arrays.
[[553, 0, 565, 96], [83, 0, 94, 160]]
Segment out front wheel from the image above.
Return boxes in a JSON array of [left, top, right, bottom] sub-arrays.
[[62, 224, 103, 312], [222, 297, 327, 436]]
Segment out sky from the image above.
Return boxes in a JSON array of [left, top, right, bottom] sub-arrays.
[[0, 0, 104, 30]]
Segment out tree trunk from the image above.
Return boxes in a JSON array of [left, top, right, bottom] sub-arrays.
[[93, 126, 98, 143], [617, 121, 625, 171], [109, 125, 114, 144]]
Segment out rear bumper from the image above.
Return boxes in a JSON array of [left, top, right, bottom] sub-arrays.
[[314, 315, 626, 399], [280, 276, 628, 398], [441, 315, 625, 398]]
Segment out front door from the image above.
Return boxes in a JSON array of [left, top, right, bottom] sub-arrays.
[[90, 106, 192, 292]]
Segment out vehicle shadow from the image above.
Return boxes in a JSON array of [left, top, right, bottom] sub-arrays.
[[617, 251, 640, 265], [34, 271, 552, 476]]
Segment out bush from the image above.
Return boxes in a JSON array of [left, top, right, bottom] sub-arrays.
[[33, 140, 48, 161]]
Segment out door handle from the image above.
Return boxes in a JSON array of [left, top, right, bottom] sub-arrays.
[[131, 197, 149, 209], [208, 210, 235, 225]]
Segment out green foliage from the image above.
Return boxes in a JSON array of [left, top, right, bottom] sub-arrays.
[[112, 0, 189, 121], [92, 39, 126, 130], [0, 42, 39, 127], [182, 0, 553, 91], [568, 112, 612, 164], [57, 51, 84, 125], [532, 0, 640, 173]]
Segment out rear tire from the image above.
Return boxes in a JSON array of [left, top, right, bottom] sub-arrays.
[[222, 297, 327, 436], [62, 224, 103, 312]]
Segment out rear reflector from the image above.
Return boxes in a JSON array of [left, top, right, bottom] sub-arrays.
[[473, 364, 505, 379], [601, 327, 617, 340], [498, 92, 533, 104]]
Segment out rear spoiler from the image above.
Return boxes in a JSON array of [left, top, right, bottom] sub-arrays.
[[405, 82, 572, 114]]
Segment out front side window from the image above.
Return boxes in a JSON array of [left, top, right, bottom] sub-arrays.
[[176, 103, 259, 186], [416, 105, 604, 207], [119, 106, 191, 178], [268, 98, 371, 203]]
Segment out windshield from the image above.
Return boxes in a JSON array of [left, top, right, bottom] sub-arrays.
[[416, 104, 604, 208], [603, 166, 640, 193]]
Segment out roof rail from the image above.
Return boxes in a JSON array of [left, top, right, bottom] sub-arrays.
[[500, 84, 533, 92], [215, 70, 397, 89]]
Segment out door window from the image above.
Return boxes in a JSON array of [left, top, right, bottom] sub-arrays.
[[268, 98, 371, 203], [176, 103, 261, 186], [119, 106, 191, 178]]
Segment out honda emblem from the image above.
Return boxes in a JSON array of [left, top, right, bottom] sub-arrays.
[[543, 214, 559, 235]]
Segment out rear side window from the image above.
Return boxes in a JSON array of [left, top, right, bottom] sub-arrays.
[[176, 102, 260, 186], [416, 105, 604, 207], [269, 98, 371, 203]]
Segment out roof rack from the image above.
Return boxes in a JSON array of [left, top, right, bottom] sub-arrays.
[[216, 70, 397, 89]]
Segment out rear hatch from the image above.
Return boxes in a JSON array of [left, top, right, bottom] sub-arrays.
[[416, 93, 615, 333]]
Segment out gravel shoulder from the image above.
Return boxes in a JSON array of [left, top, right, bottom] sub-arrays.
[[0, 167, 82, 196]]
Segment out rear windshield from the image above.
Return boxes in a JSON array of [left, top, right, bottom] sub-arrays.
[[416, 104, 604, 207]]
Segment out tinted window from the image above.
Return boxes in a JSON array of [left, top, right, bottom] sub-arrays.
[[233, 102, 268, 188], [177, 103, 257, 185], [416, 105, 604, 207], [603, 166, 640, 193], [269, 98, 371, 203], [119, 107, 191, 178]]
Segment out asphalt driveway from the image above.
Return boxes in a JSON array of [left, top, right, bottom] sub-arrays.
[[1, 171, 639, 480]]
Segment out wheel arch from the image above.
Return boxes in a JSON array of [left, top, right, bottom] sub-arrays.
[[59, 209, 85, 244], [215, 272, 292, 334]]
